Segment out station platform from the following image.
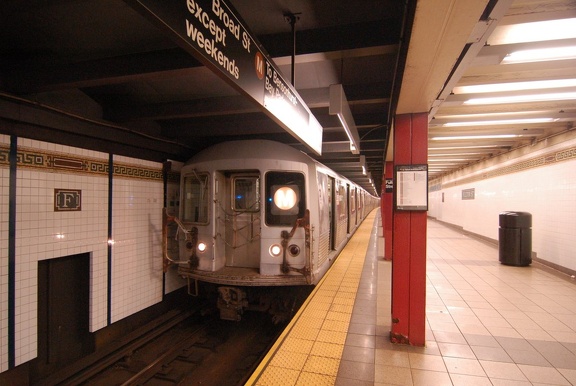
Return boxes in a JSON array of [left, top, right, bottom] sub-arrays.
[[247, 210, 576, 386]]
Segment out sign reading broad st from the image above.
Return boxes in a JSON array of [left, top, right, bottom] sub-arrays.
[[125, 0, 323, 155]]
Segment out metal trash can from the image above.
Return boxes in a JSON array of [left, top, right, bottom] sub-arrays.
[[498, 212, 532, 266]]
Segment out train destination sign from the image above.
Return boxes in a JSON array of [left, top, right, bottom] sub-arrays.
[[124, 0, 323, 155]]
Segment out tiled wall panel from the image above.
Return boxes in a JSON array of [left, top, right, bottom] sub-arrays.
[[110, 155, 164, 322], [0, 137, 184, 369], [429, 136, 576, 272], [0, 135, 9, 372], [11, 138, 109, 365]]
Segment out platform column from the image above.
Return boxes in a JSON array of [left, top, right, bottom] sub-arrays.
[[383, 162, 394, 261], [391, 112, 427, 346]]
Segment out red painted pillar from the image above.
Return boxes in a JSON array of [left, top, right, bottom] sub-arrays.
[[380, 169, 385, 239], [383, 162, 394, 261], [390, 112, 427, 346]]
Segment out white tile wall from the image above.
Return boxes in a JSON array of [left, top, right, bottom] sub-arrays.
[[1, 134, 9, 372], [429, 136, 576, 273], [110, 157, 164, 322], [11, 139, 109, 365], [1, 137, 186, 371]]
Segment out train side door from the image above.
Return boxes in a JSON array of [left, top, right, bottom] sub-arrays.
[[328, 176, 335, 250], [347, 184, 352, 233], [225, 173, 261, 268]]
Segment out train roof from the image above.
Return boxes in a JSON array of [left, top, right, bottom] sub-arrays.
[[185, 139, 374, 195], [185, 140, 315, 166]]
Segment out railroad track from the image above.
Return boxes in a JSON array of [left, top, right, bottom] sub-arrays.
[[46, 309, 284, 386]]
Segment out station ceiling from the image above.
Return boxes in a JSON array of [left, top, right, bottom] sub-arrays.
[[1, 0, 575, 194]]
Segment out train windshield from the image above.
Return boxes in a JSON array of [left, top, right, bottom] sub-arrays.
[[182, 172, 209, 224], [265, 171, 305, 226], [232, 176, 260, 212]]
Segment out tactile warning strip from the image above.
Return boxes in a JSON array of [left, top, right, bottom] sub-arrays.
[[248, 210, 376, 385]]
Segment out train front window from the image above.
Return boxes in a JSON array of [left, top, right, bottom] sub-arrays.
[[265, 172, 305, 226], [233, 176, 260, 212], [182, 172, 209, 224]]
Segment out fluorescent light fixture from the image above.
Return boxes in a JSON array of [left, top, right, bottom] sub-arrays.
[[502, 46, 576, 64], [430, 145, 507, 150], [429, 152, 491, 156], [360, 155, 367, 175], [488, 18, 576, 45], [329, 84, 360, 154], [443, 117, 555, 127], [265, 95, 323, 155], [464, 92, 576, 105], [431, 134, 519, 140], [428, 158, 472, 162], [453, 79, 576, 94]]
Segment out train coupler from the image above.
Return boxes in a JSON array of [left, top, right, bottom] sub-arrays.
[[217, 287, 249, 321]]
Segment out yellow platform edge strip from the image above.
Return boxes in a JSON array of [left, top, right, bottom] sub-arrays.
[[245, 209, 377, 385]]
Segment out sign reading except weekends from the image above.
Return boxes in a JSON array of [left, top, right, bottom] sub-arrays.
[[125, 0, 323, 155]]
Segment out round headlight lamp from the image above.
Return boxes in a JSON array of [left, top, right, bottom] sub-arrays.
[[197, 242, 207, 253], [269, 244, 282, 257]]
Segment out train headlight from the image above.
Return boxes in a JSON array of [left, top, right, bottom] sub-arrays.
[[273, 187, 297, 210], [288, 244, 300, 257], [197, 242, 207, 253], [269, 244, 282, 257]]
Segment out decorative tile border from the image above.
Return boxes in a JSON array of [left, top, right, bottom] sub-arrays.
[[430, 145, 576, 190], [0, 144, 173, 182]]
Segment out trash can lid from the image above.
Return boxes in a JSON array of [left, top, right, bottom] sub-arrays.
[[499, 211, 532, 228]]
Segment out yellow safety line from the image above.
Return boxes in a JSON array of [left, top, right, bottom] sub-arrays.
[[245, 209, 377, 385]]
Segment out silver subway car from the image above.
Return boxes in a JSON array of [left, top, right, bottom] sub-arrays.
[[163, 140, 378, 320]]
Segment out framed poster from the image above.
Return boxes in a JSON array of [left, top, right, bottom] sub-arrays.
[[395, 164, 428, 211]]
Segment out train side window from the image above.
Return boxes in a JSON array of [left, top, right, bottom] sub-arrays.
[[233, 176, 260, 212], [265, 171, 305, 226], [182, 172, 209, 224]]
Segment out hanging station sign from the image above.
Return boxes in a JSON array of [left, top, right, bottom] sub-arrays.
[[124, 0, 323, 155]]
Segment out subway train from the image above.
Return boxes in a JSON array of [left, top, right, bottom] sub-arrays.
[[163, 139, 378, 321]]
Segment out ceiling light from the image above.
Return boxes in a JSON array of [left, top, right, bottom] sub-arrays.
[[430, 145, 506, 150], [428, 158, 472, 162], [502, 46, 576, 64], [443, 118, 555, 127], [431, 134, 519, 140], [488, 18, 576, 45], [464, 92, 576, 105], [429, 152, 491, 156], [453, 79, 576, 94]]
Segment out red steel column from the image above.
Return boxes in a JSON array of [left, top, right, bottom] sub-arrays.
[[383, 162, 394, 261], [391, 112, 427, 346]]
